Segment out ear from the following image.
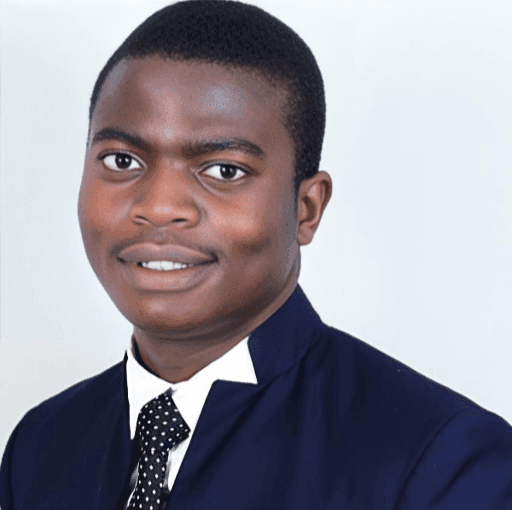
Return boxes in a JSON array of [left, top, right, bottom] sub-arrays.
[[296, 171, 332, 246]]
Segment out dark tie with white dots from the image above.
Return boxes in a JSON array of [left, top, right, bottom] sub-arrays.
[[128, 389, 191, 510]]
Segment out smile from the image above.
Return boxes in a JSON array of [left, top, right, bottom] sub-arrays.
[[115, 243, 218, 291], [137, 261, 195, 271]]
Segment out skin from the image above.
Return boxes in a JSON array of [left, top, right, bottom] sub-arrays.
[[78, 57, 332, 383]]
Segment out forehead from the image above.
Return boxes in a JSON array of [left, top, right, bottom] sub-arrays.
[[91, 57, 291, 146]]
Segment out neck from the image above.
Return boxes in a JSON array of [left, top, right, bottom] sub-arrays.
[[132, 277, 298, 383]]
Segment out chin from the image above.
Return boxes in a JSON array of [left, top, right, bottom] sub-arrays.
[[122, 301, 217, 334]]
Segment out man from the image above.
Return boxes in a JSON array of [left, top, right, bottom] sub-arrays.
[[1, 1, 512, 509]]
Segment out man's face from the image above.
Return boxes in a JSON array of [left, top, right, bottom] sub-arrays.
[[79, 57, 301, 340]]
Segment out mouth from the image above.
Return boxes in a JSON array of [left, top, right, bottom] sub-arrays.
[[115, 243, 217, 291], [117, 257, 217, 292], [117, 243, 216, 267], [134, 260, 210, 271]]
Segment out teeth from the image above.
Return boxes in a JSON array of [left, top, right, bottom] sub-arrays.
[[139, 261, 193, 271]]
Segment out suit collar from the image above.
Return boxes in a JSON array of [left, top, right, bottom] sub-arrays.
[[248, 284, 322, 385], [167, 285, 323, 505], [126, 336, 257, 439]]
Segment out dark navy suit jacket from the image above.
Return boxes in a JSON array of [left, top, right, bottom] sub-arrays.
[[2, 286, 512, 509]]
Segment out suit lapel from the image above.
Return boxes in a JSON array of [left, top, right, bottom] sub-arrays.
[[87, 357, 134, 510], [248, 285, 322, 385], [165, 285, 323, 508]]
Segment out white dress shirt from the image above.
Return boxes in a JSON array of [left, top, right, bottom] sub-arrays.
[[126, 336, 258, 493]]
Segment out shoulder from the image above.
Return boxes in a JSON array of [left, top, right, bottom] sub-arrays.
[[304, 322, 511, 455], [1, 362, 128, 509], [396, 406, 512, 507], [12, 361, 125, 441], [298, 324, 512, 503], [308, 323, 480, 416]]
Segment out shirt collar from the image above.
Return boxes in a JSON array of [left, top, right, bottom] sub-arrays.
[[126, 336, 258, 439]]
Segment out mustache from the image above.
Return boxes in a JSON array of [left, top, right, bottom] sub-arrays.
[[112, 228, 218, 261]]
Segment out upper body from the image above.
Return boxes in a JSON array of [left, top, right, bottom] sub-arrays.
[[2, 2, 511, 509], [2, 286, 512, 510]]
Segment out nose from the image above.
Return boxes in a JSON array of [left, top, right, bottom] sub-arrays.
[[129, 159, 201, 228]]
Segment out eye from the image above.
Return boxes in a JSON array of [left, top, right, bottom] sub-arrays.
[[203, 164, 247, 181], [101, 153, 142, 171]]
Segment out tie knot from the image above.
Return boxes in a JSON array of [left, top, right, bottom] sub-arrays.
[[135, 389, 191, 457]]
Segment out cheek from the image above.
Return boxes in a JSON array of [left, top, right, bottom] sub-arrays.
[[78, 176, 129, 240], [215, 191, 297, 264], [78, 178, 133, 287], [219, 213, 274, 260]]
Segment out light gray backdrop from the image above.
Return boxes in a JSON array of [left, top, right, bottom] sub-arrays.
[[1, 0, 511, 452]]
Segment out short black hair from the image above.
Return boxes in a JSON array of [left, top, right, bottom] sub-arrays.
[[89, 0, 325, 195]]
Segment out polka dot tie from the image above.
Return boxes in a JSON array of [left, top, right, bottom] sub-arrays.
[[128, 389, 191, 510]]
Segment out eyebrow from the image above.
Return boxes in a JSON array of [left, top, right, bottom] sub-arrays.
[[91, 128, 265, 159], [184, 139, 265, 159], [91, 128, 152, 153]]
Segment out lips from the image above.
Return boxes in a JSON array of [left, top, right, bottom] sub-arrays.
[[117, 243, 216, 266]]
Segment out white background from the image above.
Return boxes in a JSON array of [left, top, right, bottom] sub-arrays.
[[1, 0, 511, 452]]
